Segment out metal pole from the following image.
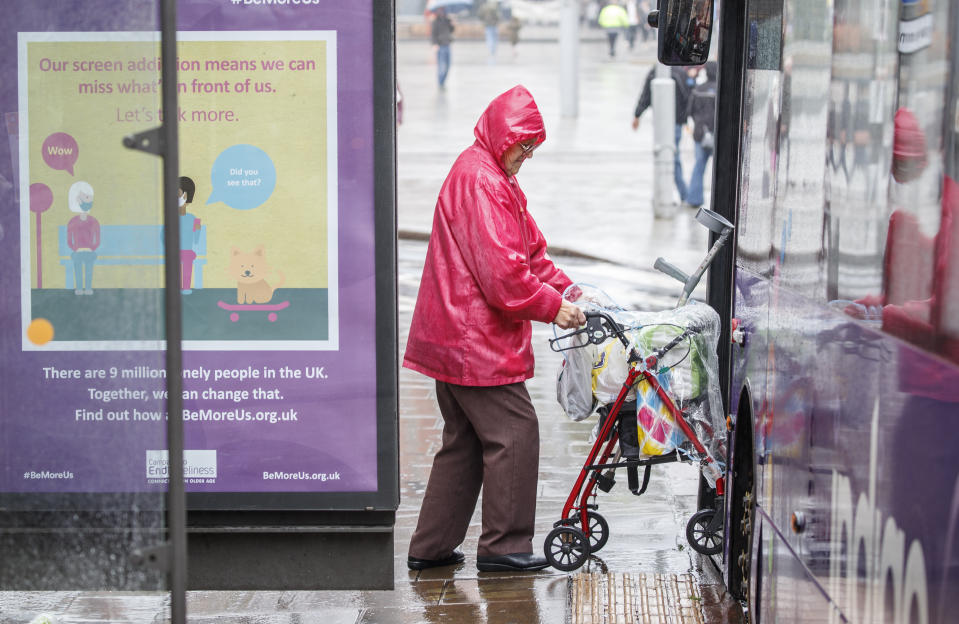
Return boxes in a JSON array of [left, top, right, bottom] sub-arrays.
[[159, 0, 186, 621], [559, 0, 579, 118], [651, 63, 676, 218]]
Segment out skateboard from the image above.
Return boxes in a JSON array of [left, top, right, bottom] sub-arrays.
[[217, 300, 290, 322]]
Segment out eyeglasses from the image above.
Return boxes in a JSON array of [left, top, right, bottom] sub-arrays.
[[518, 141, 538, 157]]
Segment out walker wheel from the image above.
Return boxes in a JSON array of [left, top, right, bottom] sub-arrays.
[[560, 510, 609, 552], [686, 508, 723, 555], [584, 511, 610, 553], [545, 526, 591, 572]]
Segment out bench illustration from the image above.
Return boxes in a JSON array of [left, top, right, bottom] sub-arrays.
[[57, 224, 207, 290]]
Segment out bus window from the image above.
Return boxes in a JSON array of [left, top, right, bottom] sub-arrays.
[[770, 1, 834, 298], [824, 1, 900, 305], [831, 0, 958, 364], [736, 69, 778, 277]]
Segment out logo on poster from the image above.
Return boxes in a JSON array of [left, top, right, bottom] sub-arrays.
[[146, 450, 218, 482]]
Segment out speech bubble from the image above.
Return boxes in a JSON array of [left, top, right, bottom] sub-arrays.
[[206, 144, 277, 210], [29, 183, 53, 214], [41, 132, 79, 175]]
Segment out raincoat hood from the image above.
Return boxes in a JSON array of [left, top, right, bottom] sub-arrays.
[[473, 85, 546, 167]]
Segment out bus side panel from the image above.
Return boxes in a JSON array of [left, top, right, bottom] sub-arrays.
[[733, 0, 959, 622], [751, 513, 839, 624], [740, 141, 959, 624]]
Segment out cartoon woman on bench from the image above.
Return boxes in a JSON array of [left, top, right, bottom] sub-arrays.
[[66, 180, 99, 295]]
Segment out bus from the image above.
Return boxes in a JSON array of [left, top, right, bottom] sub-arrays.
[[661, 0, 959, 622]]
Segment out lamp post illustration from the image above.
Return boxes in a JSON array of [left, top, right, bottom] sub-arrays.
[[29, 182, 53, 288]]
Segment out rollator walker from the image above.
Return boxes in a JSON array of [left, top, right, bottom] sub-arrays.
[[544, 207, 734, 572]]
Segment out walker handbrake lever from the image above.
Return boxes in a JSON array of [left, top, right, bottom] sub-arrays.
[[549, 313, 619, 352]]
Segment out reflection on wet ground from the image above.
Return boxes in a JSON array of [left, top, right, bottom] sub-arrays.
[[393, 238, 742, 624]]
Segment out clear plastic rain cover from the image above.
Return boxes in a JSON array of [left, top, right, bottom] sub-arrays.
[[554, 285, 726, 471]]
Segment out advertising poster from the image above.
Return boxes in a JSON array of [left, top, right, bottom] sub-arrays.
[[22, 32, 336, 350], [1, 2, 390, 504]]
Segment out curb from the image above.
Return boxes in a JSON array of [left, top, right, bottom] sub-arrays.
[[398, 228, 620, 265]]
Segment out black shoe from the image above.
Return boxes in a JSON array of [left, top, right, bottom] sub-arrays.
[[476, 552, 550, 572], [407, 548, 465, 571]]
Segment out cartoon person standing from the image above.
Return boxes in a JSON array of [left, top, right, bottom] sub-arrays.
[[66, 180, 99, 295], [178, 176, 201, 294]]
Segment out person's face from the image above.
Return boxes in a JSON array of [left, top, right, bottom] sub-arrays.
[[501, 138, 539, 177], [77, 190, 93, 212]]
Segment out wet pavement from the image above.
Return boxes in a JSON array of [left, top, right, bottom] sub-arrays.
[[391, 239, 743, 624], [397, 24, 714, 284], [1, 25, 740, 624], [395, 30, 735, 621]]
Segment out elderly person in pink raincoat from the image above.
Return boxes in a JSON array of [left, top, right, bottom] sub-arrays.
[[404, 85, 585, 573]]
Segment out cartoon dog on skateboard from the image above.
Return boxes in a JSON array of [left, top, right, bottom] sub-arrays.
[[218, 245, 289, 322]]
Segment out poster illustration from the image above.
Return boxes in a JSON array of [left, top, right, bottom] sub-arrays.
[[20, 32, 337, 350]]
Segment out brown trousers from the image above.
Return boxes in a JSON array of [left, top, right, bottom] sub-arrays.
[[408, 380, 540, 559]]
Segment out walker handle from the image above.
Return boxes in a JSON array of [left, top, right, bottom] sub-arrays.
[[548, 311, 630, 352]]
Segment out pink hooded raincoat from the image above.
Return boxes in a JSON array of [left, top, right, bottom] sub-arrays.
[[403, 85, 573, 386]]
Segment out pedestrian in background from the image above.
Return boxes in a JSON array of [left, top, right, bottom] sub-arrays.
[[598, 2, 629, 58], [430, 7, 454, 89], [505, 14, 522, 59], [624, 0, 640, 51], [631, 65, 699, 203], [404, 85, 586, 573], [684, 61, 717, 209], [637, 0, 653, 41], [584, 0, 601, 28], [478, 1, 501, 63]]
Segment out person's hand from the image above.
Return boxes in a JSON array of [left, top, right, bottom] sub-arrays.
[[553, 299, 586, 330], [631, 117, 640, 131]]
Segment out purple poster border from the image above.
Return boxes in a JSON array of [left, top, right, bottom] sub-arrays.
[[0, 0, 397, 509]]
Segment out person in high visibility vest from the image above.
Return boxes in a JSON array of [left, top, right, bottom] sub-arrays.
[[598, 2, 630, 57]]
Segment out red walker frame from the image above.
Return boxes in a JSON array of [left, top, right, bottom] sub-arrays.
[[544, 311, 725, 572]]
